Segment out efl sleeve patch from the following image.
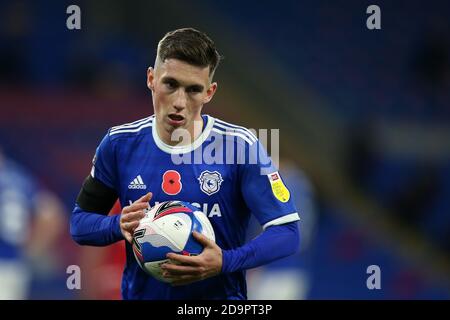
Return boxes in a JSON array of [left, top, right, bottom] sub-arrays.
[[267, 171, 290, 203]]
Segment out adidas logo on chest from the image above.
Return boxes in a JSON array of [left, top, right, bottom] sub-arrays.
[[128, 175, 147, 189]]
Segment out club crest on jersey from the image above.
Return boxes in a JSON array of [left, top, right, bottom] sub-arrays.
[[198, 171, 223, 196]]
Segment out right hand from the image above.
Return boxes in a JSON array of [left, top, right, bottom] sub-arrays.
[[120, 192, 152, 243]]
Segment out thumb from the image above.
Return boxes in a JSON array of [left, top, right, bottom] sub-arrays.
[[135, 192, 152, 204], [193, 231, 213, 247]]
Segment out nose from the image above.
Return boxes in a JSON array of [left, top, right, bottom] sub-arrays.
[[173, 88, 187, 111]]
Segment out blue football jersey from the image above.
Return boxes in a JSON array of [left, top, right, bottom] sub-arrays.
[[91, 114, 299, 299]]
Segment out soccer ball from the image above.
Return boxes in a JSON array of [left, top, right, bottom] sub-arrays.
[[132, 200, 215, 282]]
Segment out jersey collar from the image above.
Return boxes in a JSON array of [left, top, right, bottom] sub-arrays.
[[152, 115, 215, 154]]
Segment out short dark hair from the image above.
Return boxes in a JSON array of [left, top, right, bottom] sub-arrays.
[[157, 28, 222, 77]]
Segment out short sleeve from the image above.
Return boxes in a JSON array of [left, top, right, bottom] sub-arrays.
[[240, 140, 300, 229], [90, 131, 117, 190]]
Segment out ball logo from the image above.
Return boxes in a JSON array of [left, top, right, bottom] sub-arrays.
[[162, 170, 182, 195], [132, 228, 146, 266], [153, 201, 189, 220], [198, 171, 223, 195]]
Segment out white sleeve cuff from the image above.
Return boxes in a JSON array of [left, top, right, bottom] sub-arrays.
[[262, 212, 300, 230]]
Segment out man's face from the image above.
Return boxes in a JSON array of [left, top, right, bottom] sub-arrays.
[[147, 59, 217, 145]]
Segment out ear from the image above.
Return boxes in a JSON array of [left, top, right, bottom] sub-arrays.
[[204, 82, 218, 104], [147, 67, 155, 91]]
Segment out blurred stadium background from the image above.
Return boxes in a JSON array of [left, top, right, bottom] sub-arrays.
[[0, 0, 449, 299]]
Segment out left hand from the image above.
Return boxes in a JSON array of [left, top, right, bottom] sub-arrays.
[[161, 231, 223, 286]]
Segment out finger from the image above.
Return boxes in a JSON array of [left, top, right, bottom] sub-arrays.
[[122, 202, 149, 214], [123, 220, 140, 231], [123, 231, 132, 243], [121, 210, 145, 223], [161, 263, 200, 275], [192, 231, 213, 247], [166, 253, 199, 266], [134, 192, 152, 204]]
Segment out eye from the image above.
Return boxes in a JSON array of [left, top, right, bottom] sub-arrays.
[[163, 80, 177, 90], [186, 86, 202, 93]]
